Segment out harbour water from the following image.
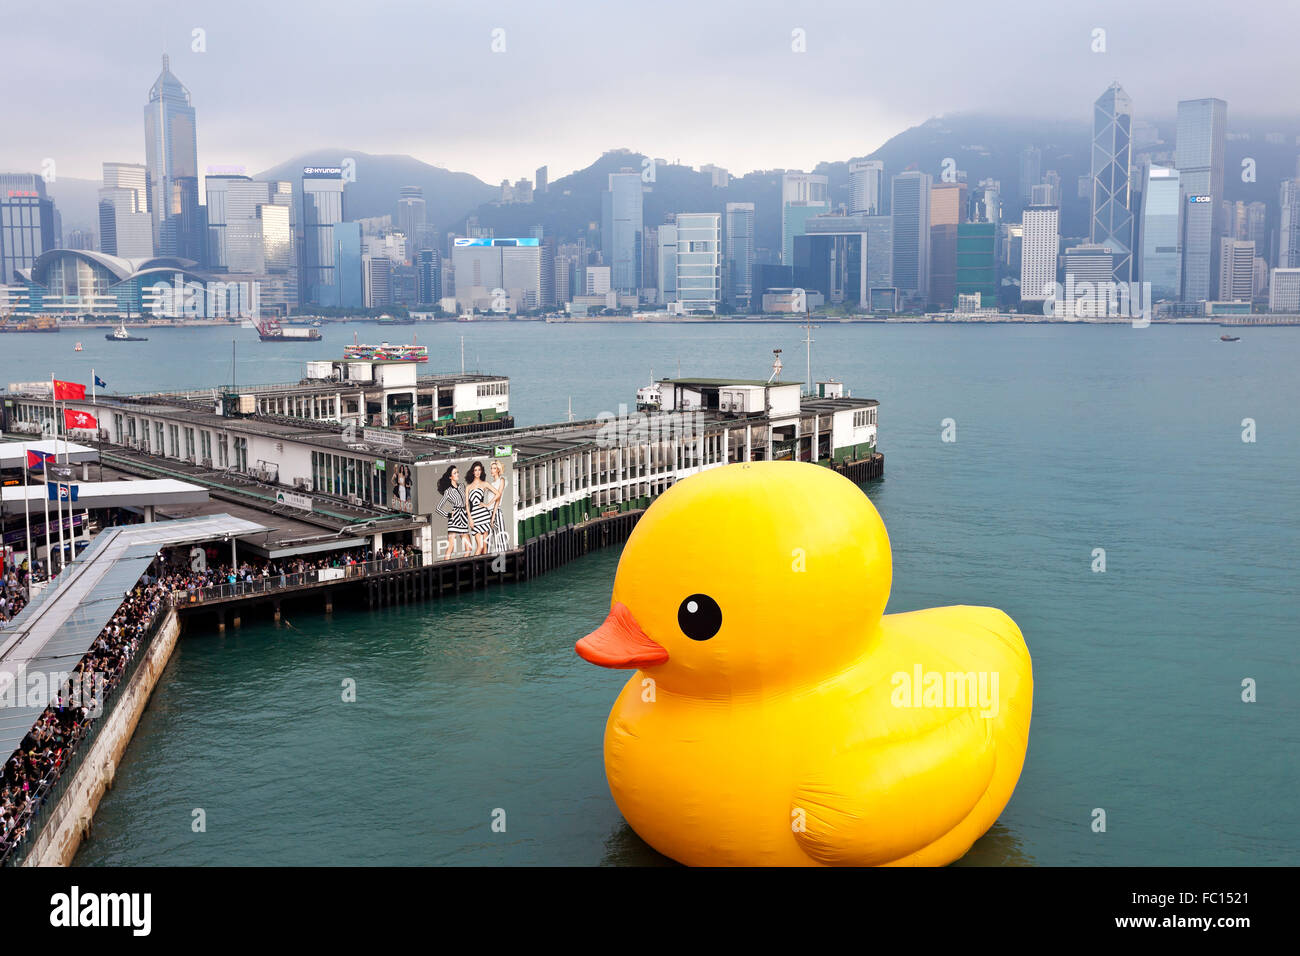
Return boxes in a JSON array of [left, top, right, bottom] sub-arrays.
[[5, 321, 1298, 865]]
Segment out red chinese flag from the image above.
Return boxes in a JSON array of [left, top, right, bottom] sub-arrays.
[[63, 408, 98, 431], [53, 379, 86, 401]]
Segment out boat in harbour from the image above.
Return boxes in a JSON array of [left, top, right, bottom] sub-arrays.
[[256, 318, 321, 342], [106, 322, 148, 342], [342, 340, 428, 362], [74, 342, 83, 351], [1220, 334, 1241, 342]]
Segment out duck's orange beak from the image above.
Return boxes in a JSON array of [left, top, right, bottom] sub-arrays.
[[576, 602, 668, 669]]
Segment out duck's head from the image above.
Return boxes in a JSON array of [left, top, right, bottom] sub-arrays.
[[576, 461, 892, 696]]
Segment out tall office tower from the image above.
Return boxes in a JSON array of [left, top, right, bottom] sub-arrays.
[[1030, 183, 1055, 206], [1176, 97, 1227, 303], [1042, 172, 1062, 207], [724, 202, 756, 311], [0, 173, 57, 284], [601, 171, 643, 293], [98, 162, 152, 258], [657, 222, 678, 305], [1019, 204, 1060, 302], [553, 254, 574, 306], [1268, 268, 1300, 311], [955, 222, 996, 308], [1138, 166, 1182, 301], [301, 167, 346, 305], [1218, 239, 1255, 301], [781, 172, 829, 264], [700, 164, 730, 188], [865, 215, 893, 294], [362, 255, 393, 308], [396, 186, 427, 258], [973, 178, 1001, 225], [848, 160, 885, 215], [1279, 180, 1300, 268], [1019, 147, 1042, 202], [675, 213, 722, 313], [416, 249, 442, 305], [929, 182, 967, 307], [890, 171, 932, 301], [143, 54, 203, 262], [538, 237, 556, 308], [513, 178, 533, 203], [535, 166, 548, 195], [641, 226, 658, 293], [1090, 82, 1135, 282]]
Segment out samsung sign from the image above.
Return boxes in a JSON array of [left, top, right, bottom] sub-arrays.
[[1188, 195, 1213, 203], [453, 237, 541, 247]]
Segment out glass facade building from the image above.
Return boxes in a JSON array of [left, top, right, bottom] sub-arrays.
[[301, 170, 346, 305], [723, 202, 755, 311], [955, 222, 997, 307], [143, 55, 203, 262], [1175, 97, 1227, 304], [601, 172, 643, 293], [1139, 166, 1182, 301], [781, 172, 829, 265], [674, 214, 721, 312], [0, 178, 56, 285], [890, 171, 932, 301], [1090, 83, 1135, 283]]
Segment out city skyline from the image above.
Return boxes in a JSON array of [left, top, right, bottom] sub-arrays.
[[5, 0, 1298, 185]]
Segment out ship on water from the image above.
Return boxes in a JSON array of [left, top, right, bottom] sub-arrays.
[[255, 317, 321, 342], [105, 322, 148, 342]]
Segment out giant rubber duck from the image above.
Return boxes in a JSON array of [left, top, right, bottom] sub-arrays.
[[576, 461, 1032, 866]]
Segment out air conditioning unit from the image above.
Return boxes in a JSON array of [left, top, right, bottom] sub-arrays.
[[348, 495, 362, 506]]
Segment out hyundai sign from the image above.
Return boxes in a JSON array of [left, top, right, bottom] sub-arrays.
[[303, 166, 343, 178]]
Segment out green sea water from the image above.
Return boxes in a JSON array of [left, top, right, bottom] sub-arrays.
[[6, 321, 1295, 865]]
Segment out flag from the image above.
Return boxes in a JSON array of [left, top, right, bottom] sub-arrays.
[[47, 481, 78, 502], [26, 449, 55, 472], [53, 379, 86, 401], [63, 408, 98, 431], [48, 464, 75, 481], [94, 375, 107, 388]]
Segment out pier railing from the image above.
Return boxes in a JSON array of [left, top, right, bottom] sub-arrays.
[[168, 553, 423, 607], [0, 601, 170, 868]]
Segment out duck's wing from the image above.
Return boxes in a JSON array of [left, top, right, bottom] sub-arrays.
[[791, 606, 1031, 867]]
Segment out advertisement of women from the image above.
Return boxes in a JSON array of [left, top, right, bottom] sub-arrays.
[[414, 455, 515, 560]]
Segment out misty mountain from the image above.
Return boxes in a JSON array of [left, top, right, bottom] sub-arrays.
[[255, 150, 497, 235]]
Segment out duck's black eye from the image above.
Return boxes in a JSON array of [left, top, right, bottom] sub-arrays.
[[678, 594, 722, 641]]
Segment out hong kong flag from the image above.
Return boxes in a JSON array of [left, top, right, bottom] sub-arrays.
[[53, 379, 86, 401], [64, 408, 98, 431]]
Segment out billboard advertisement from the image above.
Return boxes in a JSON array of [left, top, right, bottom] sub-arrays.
[[414, 456, 515, 560]]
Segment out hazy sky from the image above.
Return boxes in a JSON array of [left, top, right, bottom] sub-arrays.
[[5, 0, 1296, 183]]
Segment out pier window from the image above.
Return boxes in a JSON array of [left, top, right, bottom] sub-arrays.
[[234, 437, 248, 472], [113, 414, 124, 441], [154, 423, 164, 455], [201, 431, 212, 464], [217, 433, 228, 468], [185, 428, 196, 462]]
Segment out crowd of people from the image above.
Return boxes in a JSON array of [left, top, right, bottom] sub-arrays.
[[1, 569, 168, 862], [161, 543, 421, 601]]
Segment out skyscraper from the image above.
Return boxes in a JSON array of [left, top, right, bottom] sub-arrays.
[[98, 162, 152, 258], [396, 186, 427, 259], [657, 222, 677, 306], [143, 54, 203, 262], [890, 171, 932, 301], [1019, 147, 1042, 202], [675, 213, 722, 313], [1175, 97, 1227, 304], [1138, 166, 1182, 301], [1218, 239, 1255, 301], [848, 160, 884, 215], [535, 166, 548, 195], [601, 171, 643, 294], [1090, 82, 1135, 283], [1020, 204, 1060, 303], [724, 202, 755, 311], [301, 167, 346, 306], [929, 182, 967, 308], [1279, 179, 1300, 268], [0, 174, 57, 285], [781, 172, 829, 265], [416, 249, 442, 306]]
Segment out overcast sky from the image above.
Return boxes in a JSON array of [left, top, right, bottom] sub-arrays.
[[5, 0, 1296, 183]]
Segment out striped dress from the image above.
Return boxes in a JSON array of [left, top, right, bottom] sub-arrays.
[[487, 479, 508, 552], [468, 485, 493, 533], [439, 486, 470, 533]]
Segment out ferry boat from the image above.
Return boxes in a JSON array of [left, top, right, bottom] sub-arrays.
[[74, 342, 83, 351], [106, 322, 148, 342], [256, 318, 321, 342], [342, 341, 428, 362], [1220, 334, 1241, 342]]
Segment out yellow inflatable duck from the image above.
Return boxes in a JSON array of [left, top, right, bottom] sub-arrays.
[[576, 461, 1032, 866]]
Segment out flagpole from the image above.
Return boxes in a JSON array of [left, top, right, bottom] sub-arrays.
[[92, 368, 97, 406], [21, 440, 30, 569], [42, 467, 52, 579]]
